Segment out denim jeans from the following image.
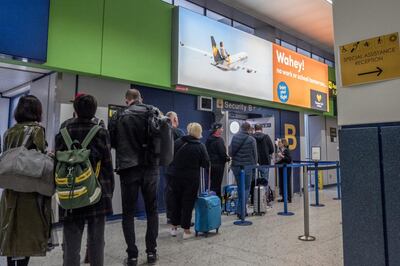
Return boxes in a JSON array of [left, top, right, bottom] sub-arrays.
[[231, 166, 253, 216], [119, 166, 159, 259], [62, 215, 106, 266]]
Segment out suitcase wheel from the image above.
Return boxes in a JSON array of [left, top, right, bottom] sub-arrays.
[[216, 228, 219, 234], [205, 232, 208, 238]]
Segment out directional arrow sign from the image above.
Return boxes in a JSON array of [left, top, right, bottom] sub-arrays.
[[340, 32, 400, 86], [358, 67, 383, 77]]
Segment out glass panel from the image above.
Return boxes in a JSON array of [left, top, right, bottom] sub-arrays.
[[233, 21, 255, 34], [312, 53, 325, 63], [206, 10, 231, 26], [297, 47, 311, 57], [175, 0, 204, 15], [281, 40, 296, 51], [325, 59, 335, 67]]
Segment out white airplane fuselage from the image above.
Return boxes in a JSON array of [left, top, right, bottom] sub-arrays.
[[213, 52, 248, 71]]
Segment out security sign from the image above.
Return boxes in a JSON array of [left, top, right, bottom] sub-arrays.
[[340, 32, 400, 86]]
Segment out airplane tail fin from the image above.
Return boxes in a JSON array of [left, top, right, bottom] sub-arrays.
[[211, 36, 223, 63]]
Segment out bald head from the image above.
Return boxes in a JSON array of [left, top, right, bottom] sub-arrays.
[[166, 111, 179, 128], [125, 88, 142, 106]]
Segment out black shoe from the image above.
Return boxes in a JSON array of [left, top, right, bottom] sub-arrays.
[[278, 199, 284, 202], [288, 199, 292, 203], [124, 257, 138, 266], [147, 252, 158, 264]]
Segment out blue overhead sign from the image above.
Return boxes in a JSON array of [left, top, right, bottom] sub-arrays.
[[0, 0, 50, 63]]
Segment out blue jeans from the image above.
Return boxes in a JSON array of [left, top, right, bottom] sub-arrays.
[[231, 166, 253, 216]]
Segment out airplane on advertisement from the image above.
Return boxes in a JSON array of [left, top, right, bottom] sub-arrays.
[[179, 36, 257, 73]]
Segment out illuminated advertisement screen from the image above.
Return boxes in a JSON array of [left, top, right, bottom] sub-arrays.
[[273, 44, 329, 112], [173, 7, 273, 101]]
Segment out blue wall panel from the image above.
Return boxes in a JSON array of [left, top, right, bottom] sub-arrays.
[[0, 0, 50, 62], [339, 127, 386, 266], [381, 126, 400, 266]]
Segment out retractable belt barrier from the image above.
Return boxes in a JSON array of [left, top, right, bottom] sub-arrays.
[[233, 161, 341, 241]]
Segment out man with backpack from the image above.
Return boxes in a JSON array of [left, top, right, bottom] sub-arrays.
[[250, 124, 274, 204], [108, 88, 162, 266], [55, 94, 114, 266]]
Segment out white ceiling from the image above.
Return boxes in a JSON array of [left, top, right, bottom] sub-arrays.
[[218, 0, 334, 52], [0, 63, 50, 94]]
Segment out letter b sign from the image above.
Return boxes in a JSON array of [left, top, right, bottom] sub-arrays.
[[284, 123, 297, 150]]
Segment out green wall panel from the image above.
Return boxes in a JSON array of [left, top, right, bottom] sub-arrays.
[[101, 0, 172, 88], [45, 0, 104, 74]]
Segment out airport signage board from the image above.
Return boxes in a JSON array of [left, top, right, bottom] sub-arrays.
[[273, 44, 329, 112], [173, 7, 273, 101], [339, 32, 400, 87]]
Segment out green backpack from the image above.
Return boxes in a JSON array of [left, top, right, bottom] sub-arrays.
[[55, 126, 102, 210]]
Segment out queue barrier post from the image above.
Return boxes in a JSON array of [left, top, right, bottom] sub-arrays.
[[311, 161, 325, 207], [333, 162, 341, 200], [234, 167, 252, 226], [299, 164, 316, 241], [278, 164, 294, 216]]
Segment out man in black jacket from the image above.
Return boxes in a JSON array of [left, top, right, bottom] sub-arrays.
[[108, 88, 160, 266], [205, 123, 230, 199], [251, 124, 274, 203]]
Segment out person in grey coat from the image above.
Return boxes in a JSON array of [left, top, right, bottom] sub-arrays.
[[229, 122, 258, 218]]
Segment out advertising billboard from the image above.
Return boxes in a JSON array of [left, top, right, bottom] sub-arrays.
[[173, 7, 273, 101], [273, 44, 329, 111]]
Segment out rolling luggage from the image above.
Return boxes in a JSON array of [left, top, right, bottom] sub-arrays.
[[195, 168, 221, 237], [253, 170, 268, 215], [223, 185, 238, 215]]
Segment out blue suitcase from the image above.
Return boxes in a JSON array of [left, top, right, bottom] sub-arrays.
[[195, 168, 221, 237], [195, 193, 221, 237]]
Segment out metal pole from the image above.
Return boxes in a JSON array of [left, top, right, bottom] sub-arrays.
[[278, 165, 294, 216], [299, 165, 316, 241], [311, 162, 325, 207], [333, 162, 341, 200], [234, 167, 252, 226]]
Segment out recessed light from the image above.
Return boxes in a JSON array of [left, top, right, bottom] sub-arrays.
[[325, 0, 333, 4]]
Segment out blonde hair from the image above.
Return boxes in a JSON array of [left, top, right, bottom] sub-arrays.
[[187, 122, 203, 139]]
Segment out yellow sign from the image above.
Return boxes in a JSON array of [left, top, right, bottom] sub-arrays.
[[340, 32, 400, 86]]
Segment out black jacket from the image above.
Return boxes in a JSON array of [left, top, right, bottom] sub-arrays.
[[108, 102, 160, 171], [276, 147, 292, 165], [229, 130, 258, 167], [166, 135, 210, 180], [253, 132, 274, 165], [205, 134, 229, 165]]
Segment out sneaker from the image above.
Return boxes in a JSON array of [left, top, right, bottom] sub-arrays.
[[124, 257, 138, 266], [170, 228, 178, 237], [147, 252, 158, 264], [183, 232, 195, 240]]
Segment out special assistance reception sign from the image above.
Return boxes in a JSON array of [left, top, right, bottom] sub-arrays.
[[272, 44, 329, 112]]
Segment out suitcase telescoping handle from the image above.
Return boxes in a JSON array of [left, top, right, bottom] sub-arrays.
[[199, 167, 212, 194]]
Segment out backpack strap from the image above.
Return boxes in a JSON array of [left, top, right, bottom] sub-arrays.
[[60, 128, 73, 150], [81, 125, 101, 149]]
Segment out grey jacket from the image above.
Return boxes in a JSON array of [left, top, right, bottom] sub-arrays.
[[229, 131, 258, 167]]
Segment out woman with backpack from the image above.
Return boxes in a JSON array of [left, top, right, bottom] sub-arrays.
[[0, 95, 52, 266], [167, 123, 210, 239]]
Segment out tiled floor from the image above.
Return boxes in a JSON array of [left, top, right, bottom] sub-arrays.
[[3, 188, 343, 266]]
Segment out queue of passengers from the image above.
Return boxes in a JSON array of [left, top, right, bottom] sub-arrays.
[[0, 88, 292, 266]]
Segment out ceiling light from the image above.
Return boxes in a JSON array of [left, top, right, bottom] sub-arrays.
[[325, 0, 333, 4]]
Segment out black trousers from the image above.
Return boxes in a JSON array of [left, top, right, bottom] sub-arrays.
[[278, 167, 292, 201], [62, 215, 105, 266], [210, 164, 225, 199], [7, 257, 29, 266], [119, 166, 159, 259], [168, 176, 200, 230]]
